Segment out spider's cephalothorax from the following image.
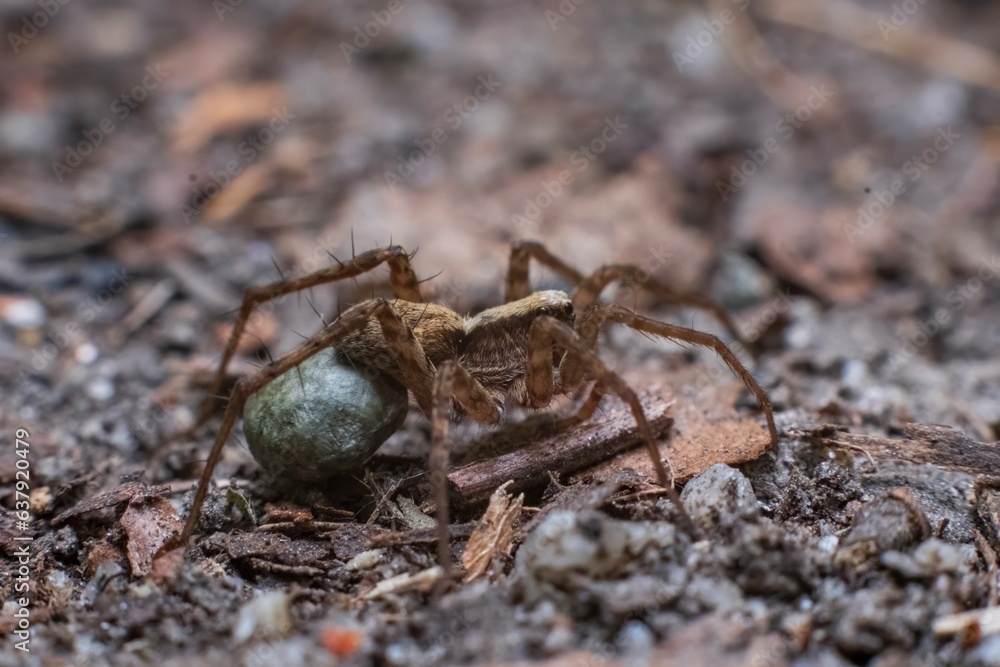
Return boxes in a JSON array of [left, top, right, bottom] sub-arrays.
[[178, 241, 779, 588], [338, 290, 576, 415]]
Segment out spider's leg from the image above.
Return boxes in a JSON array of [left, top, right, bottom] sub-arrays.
[[188, 245, 422, 437], [504, 240, 584, 302], [565, 304, 778, 451], [552, 382, 607, 429], [429, 360, 502, 596], [572, 264, 749, 352], [525, 315, 695, 533], [503, 239, 749, 353]]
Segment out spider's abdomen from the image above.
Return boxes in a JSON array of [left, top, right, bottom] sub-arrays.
[[338, 299, 465, 375]]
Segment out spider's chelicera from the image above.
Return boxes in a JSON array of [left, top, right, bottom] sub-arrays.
[[179, 241, 778, 583]]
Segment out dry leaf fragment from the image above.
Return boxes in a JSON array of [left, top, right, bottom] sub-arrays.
[[120, 495, 183, 578], [461, 481, 524, 583], [53, 480, 170, 525], [173, 82, 286, 154]]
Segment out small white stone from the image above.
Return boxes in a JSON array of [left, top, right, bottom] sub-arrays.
[[76, 342, 99, 364], [680, 463, 758, 529], [1, 297, 46, 329], [87, 377, 115, 401], [818, 535, 839, 553]]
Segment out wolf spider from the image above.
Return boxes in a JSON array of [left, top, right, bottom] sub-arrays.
[[179, 241, 778, 584]]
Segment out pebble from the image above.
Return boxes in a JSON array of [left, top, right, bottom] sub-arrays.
[[680, 463, 759, 530], [835, 490, 929, 568], [818, 535, 840, 553], [75, 342, 99, 364], [82, 562, 125, 607], [87, 377, 116, 401], [515, 510, 676, 604], [37, 570, 71, 607], [912, 538, 972, 574], [0, 296, 45, 329], [970, 635, 1000, 666]]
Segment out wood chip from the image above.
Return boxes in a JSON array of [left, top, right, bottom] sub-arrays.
[[115, 278, 177, 341], [795, 423, 1000, 477], [461, 481, 524, 583], [165, 257, 238, 312], [366, 523, 476, 550], [203, 161, 275, 223], [256, 521, 348, 537], [449, 390, 673, 506], [261, 503, 314, 524], [934, 607, 1000, 637], [360, 566, 443, 600], [572, 393, 771, 487]]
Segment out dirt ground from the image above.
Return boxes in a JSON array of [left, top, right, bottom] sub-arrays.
[[2, 0, 1000, 665]]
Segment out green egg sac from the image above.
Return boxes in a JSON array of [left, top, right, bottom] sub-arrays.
[[242, 348, 408, 481]]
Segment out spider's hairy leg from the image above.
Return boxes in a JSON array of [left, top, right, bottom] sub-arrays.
[[504, 240, 751, 353], [572, 265, 750, 353], [568, 304, 779, 451], [553, 382, 607, 429], [180, 297, 438, 544], [524, 316, 697, 535], [429, 359, 502, 596], [188, 245, 422, 436], [504, 240, 584, 302]]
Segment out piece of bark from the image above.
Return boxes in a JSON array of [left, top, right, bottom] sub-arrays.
[[934, 607, 1000, 637], [796, 423, 1000, 476], [366, 523, 475, 550], [979, 490, 1000, 555], [200, 531, 334, 567], [461, 481, 524, 583], [448, 391, 673, 506], [572, 395, 772, 487]]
